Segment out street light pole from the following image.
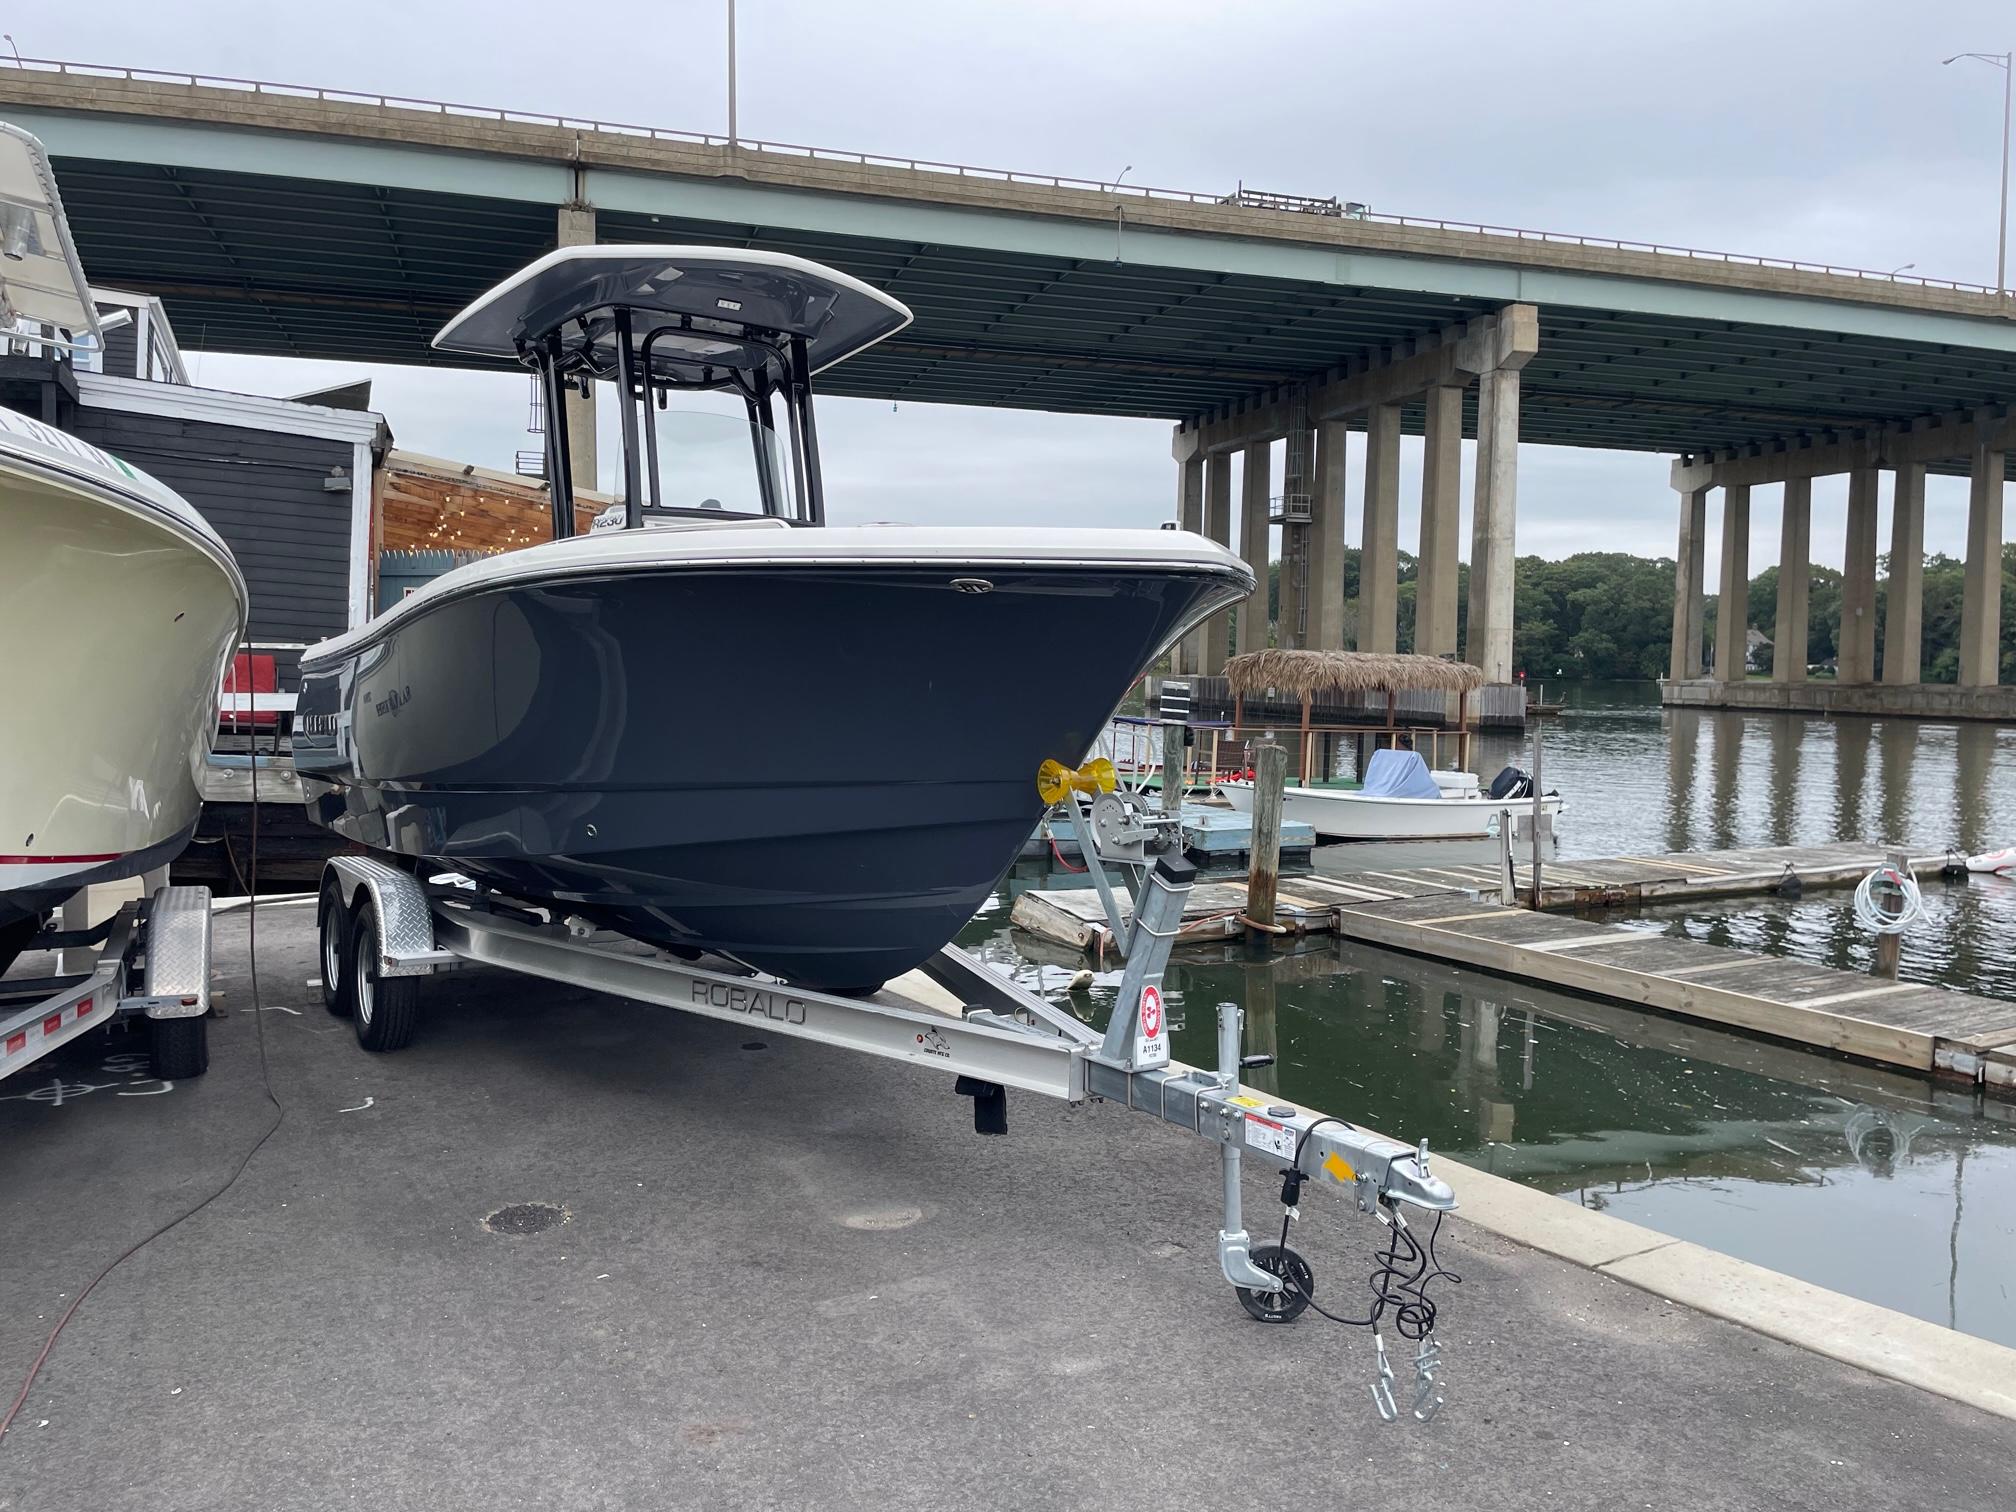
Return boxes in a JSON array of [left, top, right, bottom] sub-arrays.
[[727, 0, 738, 145], [1943, 50, 2013, 295]]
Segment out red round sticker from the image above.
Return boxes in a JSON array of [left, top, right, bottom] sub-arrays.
[[1139, 985, 1164, 1038]]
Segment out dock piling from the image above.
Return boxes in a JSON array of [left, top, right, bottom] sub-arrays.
[[1162, 720, 1187, 818], [1245, 742, 1285, 944], [1874, 846, 1907, 979]]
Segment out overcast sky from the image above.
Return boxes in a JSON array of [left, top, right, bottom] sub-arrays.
[[37, 0, 2016, 570]]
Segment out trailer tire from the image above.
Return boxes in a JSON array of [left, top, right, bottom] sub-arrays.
[[350, 904, 420, 1052], [149, 1015, 209, 1079], [317, 880, 354, 1018]]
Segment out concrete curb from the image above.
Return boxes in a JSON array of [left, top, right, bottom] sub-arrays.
[[1211, 1070, 2016, 1422], [1438, 1158, 2016, 1422]]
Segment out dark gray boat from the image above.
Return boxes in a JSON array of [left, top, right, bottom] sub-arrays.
[[295, 247, 1251, 990]]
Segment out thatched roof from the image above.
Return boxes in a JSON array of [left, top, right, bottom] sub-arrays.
[[1222, 649, 1487, 697]]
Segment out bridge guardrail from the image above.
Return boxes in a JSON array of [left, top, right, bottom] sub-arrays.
[[1, 55, 2002, 298]]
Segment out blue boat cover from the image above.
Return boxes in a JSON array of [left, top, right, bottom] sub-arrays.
[[1360, 748, 1441, 799]]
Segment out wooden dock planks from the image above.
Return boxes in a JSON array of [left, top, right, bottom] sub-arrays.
[[1009, 839, 2015, 1091]]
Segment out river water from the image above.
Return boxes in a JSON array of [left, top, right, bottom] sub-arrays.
[[967, 683, 2016, 1347]]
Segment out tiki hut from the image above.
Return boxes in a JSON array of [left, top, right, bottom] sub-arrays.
[[1222, 649, 1486, 773]]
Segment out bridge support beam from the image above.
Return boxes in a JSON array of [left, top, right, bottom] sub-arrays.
[[1961, 440, 2005, 687], [1668, 485, 1708, 680], [1307, 420, 1349, 651], [1357, 403, 1401, 653], [556, 202, 599, 497], [1237, 442, 1272, 655], [1468, 366, 1521, 681], [1883, 464, 1926, 685], [1171, 451, 1205, 674], [1279, 420, 1315, 648], [1838, 466, 1880, 686], [1773, 479, 1811, 683], [1202, 452, 1234, 673], [1415, 385, 1463, 659], [1713, 484, 1751, 681], [1175, 303, 1537, 683]]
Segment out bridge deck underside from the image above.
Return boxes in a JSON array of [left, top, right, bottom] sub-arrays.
[[53, 157, 2016, 467]]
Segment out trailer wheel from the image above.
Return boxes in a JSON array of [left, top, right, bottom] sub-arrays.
[[317, 880, 354, 1018], [1236, 1244, 1314, 1324], [350, 904, 420, 1052], [149, 1015, 209, 1079]]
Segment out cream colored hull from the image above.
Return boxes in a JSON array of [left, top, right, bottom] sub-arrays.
[[0, 446, 245, 916]]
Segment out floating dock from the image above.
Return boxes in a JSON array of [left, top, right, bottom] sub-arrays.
[[1011, 841, 2016, 1092], [1022, 803, 1314, 863]]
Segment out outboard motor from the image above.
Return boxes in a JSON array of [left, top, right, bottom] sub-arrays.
[[1486, 765, 1533, 800]]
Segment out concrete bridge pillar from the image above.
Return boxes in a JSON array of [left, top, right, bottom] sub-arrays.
[[1357, 403, 1402, 652], [1883, 463, 1926, 685], [1467, 367, 1520, 681], [556, 203, 599, 496], [1713, 484, 1751, 681], [1668, 485, 1708, 680], [1202, 453, 1234, 673], [1171, 453, 1205, 674], [1838, 466, 1880, 685], [1960, 441, 2005, 687], [1414, 385, 1463, 658], [1773, 478, 1811, 683], [1237, 441, 1272, 654], [1307, 420, 1349, 650], [1279, 422, 1315, 648]]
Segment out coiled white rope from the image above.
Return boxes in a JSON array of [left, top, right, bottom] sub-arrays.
[[1853, 863, 1926, 935]]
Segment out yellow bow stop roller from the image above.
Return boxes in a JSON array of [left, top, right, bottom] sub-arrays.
[[1036, 757, 1117, 806]]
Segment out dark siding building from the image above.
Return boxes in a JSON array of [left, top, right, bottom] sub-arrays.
[[66, 406, 359, 647]]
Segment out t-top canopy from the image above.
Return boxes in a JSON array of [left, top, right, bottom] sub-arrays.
[[432, 245, 912, 388], [0, 122, 101, 347]]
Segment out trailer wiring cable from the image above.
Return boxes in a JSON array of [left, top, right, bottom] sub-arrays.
[[1265, 1129, 1461, 1341], [0, 646, 286, 1448]]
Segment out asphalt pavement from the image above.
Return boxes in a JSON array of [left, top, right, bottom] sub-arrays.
[[1, 902, 2009, 1511]]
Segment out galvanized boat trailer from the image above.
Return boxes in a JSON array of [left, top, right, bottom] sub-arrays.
[[1, 884, 215, 1084], [315, 769, 1459, 1418]]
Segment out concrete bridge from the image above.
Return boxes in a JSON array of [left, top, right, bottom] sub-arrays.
[[5, 59, 2014, 698]]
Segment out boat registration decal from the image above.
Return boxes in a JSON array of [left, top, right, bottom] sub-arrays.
[[1243, 1112, 1295, 1161], [691, 981, 807, 1026]]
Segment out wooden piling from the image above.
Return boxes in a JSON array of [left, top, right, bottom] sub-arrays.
[[1161, 721, 1187, 818], [1874, 846, 1907, 979], [1245, 742, 1285, 944]]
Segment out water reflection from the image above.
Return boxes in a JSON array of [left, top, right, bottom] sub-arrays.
[[975, 684, 2016, 1347], [960, 893, 2016, 1349]]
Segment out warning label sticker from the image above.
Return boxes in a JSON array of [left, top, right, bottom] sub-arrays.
[[1243, 1112, 1296, 1161], [1135, 984, 1169, 1069]]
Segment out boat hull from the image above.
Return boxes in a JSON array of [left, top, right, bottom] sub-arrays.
[[1217, 779, 1566, 841], [296, 540, 1247, 990], [0, 419, 246, 937]]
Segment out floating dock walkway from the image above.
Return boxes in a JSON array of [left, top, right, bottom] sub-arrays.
[[1011, 841, 2016, 1093]]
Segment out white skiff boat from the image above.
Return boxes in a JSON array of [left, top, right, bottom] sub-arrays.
[[1217, 750, 1564, 841]]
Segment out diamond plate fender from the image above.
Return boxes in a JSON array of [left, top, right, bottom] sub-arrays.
[[325, 855, 452, 976], [138, 885, 213, 1019]]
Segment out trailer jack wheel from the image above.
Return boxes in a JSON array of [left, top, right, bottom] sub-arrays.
[[1236, 1244, 1314, 1324]]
